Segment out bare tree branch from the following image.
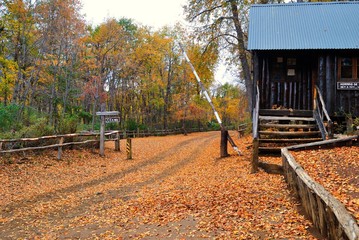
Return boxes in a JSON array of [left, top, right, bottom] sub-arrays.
[[190, 4, 224, 22]]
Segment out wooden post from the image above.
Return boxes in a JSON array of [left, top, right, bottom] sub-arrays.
[[99, 104, 106, 157], [99, 116, 105, 157], [115, 131, 120, 151], [347, 117, 354, 133], [251, 138, 259, 173], [325, 55, 333, 115], [220, 130, 229, 158], [252, 52, 259, 116], [57, 137, 64, 160], [126, 138, 132, 159]]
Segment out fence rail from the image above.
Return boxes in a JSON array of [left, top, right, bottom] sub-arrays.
[[282, 135, 359, 240], [0, 127, 230, 158]]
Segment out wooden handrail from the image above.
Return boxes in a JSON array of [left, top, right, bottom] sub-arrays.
[[251, 84, 260, 173], [314, 85, 333, 139], [253, 85, 260, 139], [315, 86, 332, 123]]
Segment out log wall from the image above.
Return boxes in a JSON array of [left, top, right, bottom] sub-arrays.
[[282, 136, 359, 240], [255, 50, 359, 117]]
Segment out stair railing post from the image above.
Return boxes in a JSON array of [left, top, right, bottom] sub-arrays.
[[251, 138, 259, 173], [251, 85, 260, 173]]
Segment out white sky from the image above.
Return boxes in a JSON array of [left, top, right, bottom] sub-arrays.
[[80, 0, 187, 29], [80, 0, 232, 84]]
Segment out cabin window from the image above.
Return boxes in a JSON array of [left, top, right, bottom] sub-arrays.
[[341, 58, 353, 78], [339, 57, 359, 80]]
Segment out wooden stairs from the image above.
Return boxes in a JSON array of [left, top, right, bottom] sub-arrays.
[[257, 109, 322, 154]]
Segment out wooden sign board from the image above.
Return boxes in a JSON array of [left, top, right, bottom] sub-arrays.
[[96, 111, 119, 116], [105, 117, 120, 123], [337, 82, 359, 90]]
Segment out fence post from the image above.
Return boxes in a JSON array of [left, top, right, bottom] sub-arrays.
[[99, 104, 106, 157], [115, 131, 120, 151], [126, 138, 132, 159], [99, 115, 105, 157], [57, 137, 64, 160], [220, 130, 229, 158], [251, 138, 259, 173]]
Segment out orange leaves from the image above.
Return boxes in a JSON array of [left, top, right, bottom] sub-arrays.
[[291, 146, 359, 224], [0, 132, 319, 239]]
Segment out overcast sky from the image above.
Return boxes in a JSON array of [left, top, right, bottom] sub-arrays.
[[80, 0, 187, 29]]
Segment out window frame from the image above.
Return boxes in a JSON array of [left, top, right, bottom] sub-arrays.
[[338, 57, 358, 81]]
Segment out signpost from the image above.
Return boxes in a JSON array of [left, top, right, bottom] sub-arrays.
[[96, 110, 119, 157]]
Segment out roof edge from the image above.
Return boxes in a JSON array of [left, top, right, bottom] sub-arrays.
[[251, 1, 359, 8]]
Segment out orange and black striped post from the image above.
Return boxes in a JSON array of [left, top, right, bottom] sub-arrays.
[[126, 138, 132, 159]]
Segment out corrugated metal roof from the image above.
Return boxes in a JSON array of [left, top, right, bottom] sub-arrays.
[[247, 2, 359, 50]]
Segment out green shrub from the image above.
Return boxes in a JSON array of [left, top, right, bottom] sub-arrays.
[[106, 121, 120, 130], [353, 117, 359, 131], [57, 115, 78, 134], [126, 119, 138, 131], [0, 104, 22, 132], [78, 110, 92, 124], [18, 118, 54, 138], [207, 121, 221, 131]]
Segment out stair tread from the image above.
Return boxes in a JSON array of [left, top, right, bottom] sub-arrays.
[[259, 123, 317, 129], [258, 147, 282, 152], [259, 109, 313, 117], [259, 138, 322, 143], [259, 116, 315, 121], [259, 131, 320, 136]]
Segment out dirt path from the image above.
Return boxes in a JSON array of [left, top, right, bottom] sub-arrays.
[[0, 131, 320, 239]]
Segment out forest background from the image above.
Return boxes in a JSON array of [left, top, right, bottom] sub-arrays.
[[0, 0, 252, 139]]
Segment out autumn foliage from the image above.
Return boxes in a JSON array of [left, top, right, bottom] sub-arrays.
[[0, 0, 247, 137]]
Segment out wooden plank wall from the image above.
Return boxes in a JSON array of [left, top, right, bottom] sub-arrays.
[[258, 56, 313, 110], [255, 52, 359, 116], [337, 91, 359, 116]]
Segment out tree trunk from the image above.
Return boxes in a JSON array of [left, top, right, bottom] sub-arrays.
[[230, 0, 253, 112], [163, 58, 173, 130]]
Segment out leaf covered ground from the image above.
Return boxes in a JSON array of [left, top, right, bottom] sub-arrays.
[[291, 145, 359, 224], [0, 131, 320, 239]]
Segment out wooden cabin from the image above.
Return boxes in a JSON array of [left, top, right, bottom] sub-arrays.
[[248, 2, 359, 153]]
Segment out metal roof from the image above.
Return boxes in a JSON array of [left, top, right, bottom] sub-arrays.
[[247, 2, 359, 50]]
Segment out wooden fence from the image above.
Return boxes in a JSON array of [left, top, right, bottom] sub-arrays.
[[0, 131, 120, 160], [0, 127, 223, 159], [282, 135, 359, 240]]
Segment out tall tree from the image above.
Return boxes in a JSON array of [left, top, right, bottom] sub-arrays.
[[184, 0, 253, 111], [35, 0, 85, 126], [82, 18, 132, 129], [2, 0, 38, 111]]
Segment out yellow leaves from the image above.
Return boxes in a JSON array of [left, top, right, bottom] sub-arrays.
[[0, 57, 18, 101]]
